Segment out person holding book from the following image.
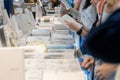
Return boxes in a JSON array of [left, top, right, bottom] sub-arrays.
[[81, 0, 120, 80]]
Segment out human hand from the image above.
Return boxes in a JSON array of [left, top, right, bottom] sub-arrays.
[[96, 63, 118, 80], [64, 20, 80, 32], [81, 55, 94, 69], [60, 10, 70, 16], [76, 20, 83, 25]]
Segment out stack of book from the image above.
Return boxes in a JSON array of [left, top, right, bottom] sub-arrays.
[[26, 29, 51, 45], [51, 30, 74, 44]]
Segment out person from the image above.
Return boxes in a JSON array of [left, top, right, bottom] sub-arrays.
[[81, 0, 120, 79], [65, 0, 97, 55], [65, 0, 120, 79], [74, 0, 81, 10], [46, 0, 60, 9]]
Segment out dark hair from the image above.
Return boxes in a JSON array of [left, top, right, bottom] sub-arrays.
[[83, 0, 91, 9]]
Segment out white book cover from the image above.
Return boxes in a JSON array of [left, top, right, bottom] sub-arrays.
[[36, 4, 42, 21], [14, 8, 23, 14], [43, 59, 85, 80], [2, 9, 11, 24], [0, 25, 7, 47], [11, 15, 22, 38], [44, 52, 75, 59], [61, 0, 72, 10], [24, 9, 36, 27], [31, 29, 50, 36], [16, 14, 23, 32], [43, 71, 85, 80], [53, 21, 69, 30], [27, 36, 50, 41], [16, 14, 29, 34], [0, 47, 24, 80], [61, 14, 83, 29], [47, 49, 75, 53], [51, 40, 74, 45], [69, 8, 79, 19], [0, 6, 2, 16]]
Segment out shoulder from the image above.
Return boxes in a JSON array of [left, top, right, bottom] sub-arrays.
[[109, 9, 120, 20]]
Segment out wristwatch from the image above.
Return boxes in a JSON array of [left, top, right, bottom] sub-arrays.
[[76, 27, 83, 35]]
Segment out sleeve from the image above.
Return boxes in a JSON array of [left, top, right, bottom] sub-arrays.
[[84, 10, 120, 63]]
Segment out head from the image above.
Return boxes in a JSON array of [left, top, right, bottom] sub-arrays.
[[83, 0, 91, 9], [106, 0, 120, 12]]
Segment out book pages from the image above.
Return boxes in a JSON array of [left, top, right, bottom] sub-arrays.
[[61, 0, 72, 10], [62, 14, 83, 29]]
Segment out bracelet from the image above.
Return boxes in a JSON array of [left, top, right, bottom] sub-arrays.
[[76, 27, 83, 35]]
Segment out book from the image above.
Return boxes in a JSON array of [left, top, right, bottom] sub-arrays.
[[53, 30, 70, 35], [69, 8, 79, 19], [61, 0, 72, 10], [16, 14, 29, 34], [53, 21, 69, 30], [0, 25, 7, 46], [24, 9, 36, 28], [43, 59, 85, 80], [31, 29, 50, 36], [46, 44, 75, 49], [61, 14, 83, 29], [2, 9, 11, 24], [11, 15, 22, 38]]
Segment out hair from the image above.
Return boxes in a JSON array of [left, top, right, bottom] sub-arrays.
[[49, 0, 60, 6], [83, 0, 91, 9]]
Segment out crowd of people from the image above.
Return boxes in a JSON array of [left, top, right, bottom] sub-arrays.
[[0, 0, 120, 80], [62, 0, 120, 80]]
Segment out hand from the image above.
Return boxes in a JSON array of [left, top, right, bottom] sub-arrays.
[[61, 10, 70, 17], [81, 55, 94, 69], [81, 26, 89, 37], [64, 20, 80, 32], [76, 20, 83, 25], [96, 63, 118, 80], [64, 20, 89, 37]]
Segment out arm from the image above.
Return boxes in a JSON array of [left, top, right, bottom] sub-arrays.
[[64, 20, 89, 37], [74, 0, 82, 10], [96, 63, 118, 80]]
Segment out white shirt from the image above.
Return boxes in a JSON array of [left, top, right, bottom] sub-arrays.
[[79, 0, 97, 29], [0, 0, 4, 8]]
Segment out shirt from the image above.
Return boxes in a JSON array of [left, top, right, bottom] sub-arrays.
[[79, 0, 97, 29], [0, 0, 4, 8]]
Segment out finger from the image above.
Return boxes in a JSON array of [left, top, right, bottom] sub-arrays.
[[96, 72, 104, 80], [81, 58, 89, 68], [64, 20, 70, 24], [84, 59, 94, 68], [96, 68, 100, 74], [99, 76, 106, 80], [96, 71, 101, 77]]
